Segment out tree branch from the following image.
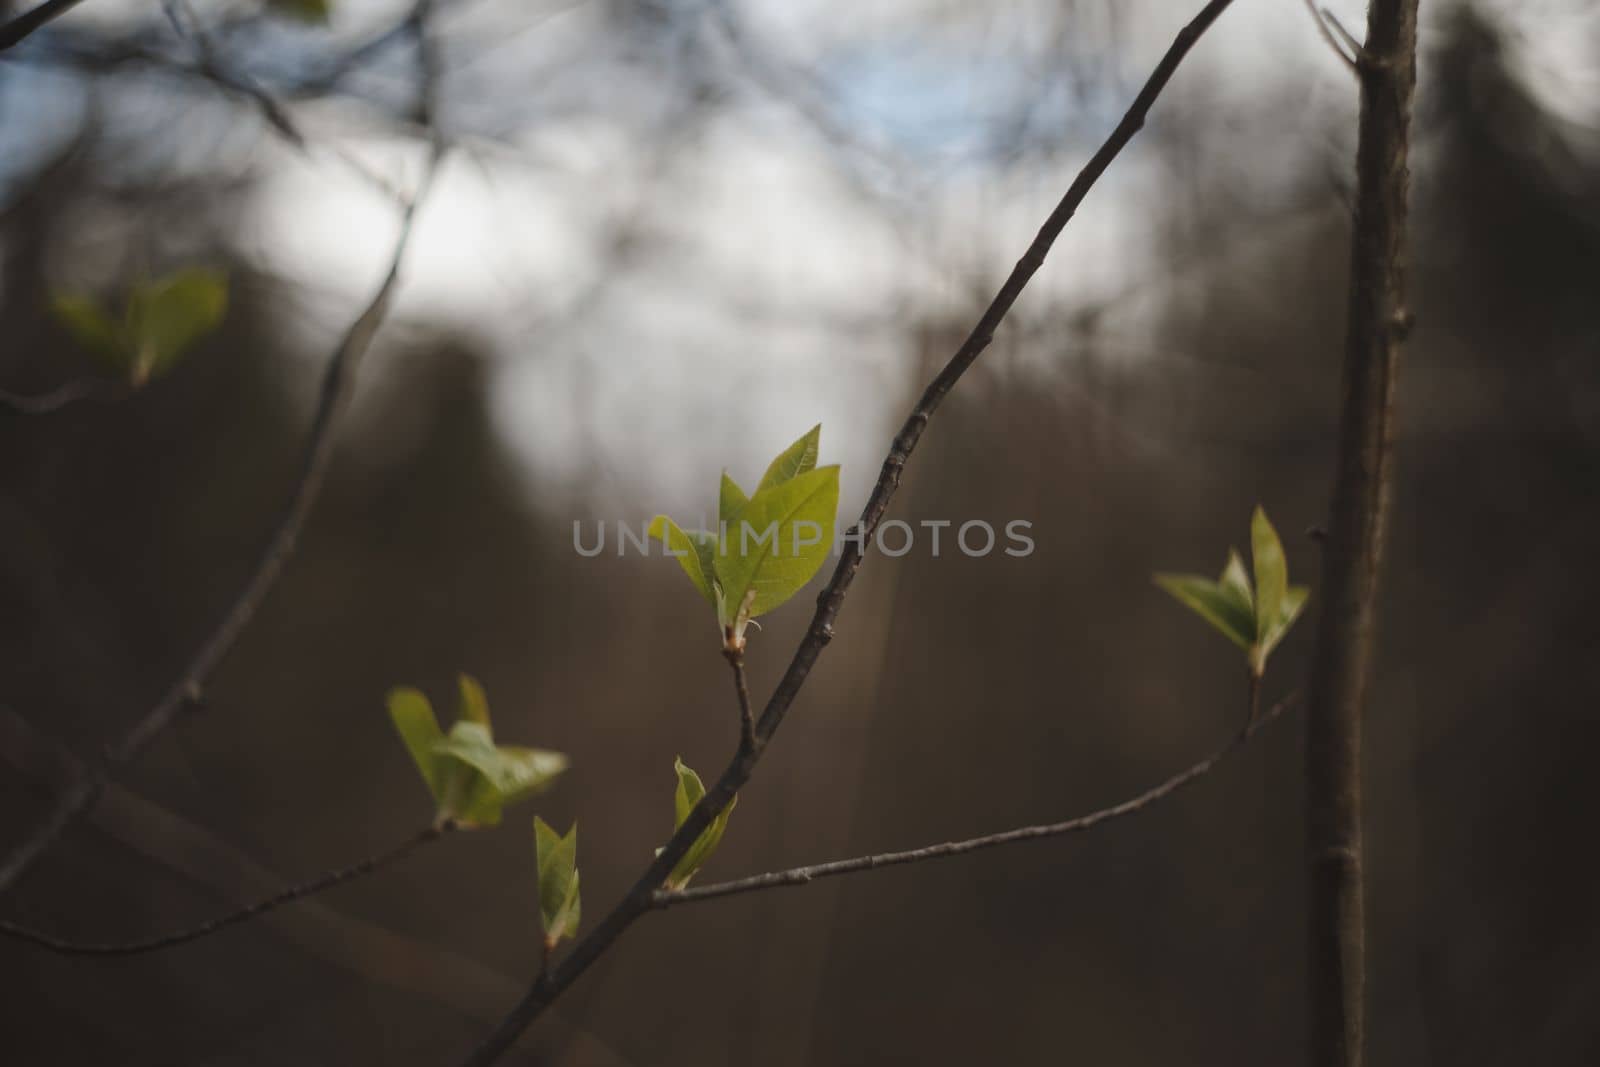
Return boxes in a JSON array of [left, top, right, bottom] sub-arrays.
[[458, 4, 1241, 1063], [1301, 0, 1361, 74], [0, 0, 89, 51], [0, 151, 443, 896], [724, 649, 755, 753], [655, 694, 1297, 908], [0, 823, 451, 955], [0, 379, 114, 416], [1304, 2, 1419, 1066]]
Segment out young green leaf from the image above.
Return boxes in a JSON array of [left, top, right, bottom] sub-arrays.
[[649, 515, 718, 606], [664, 757, 737, 891], [457, 674, 492, 728], [1153, 574, 1255, 652], [534, 817, 581, 946], [387, 687, 446, 804], [1219, 549, 1254, 611], [755, 424, 821, 493], [1156, 506, 1312, 679], [268, 0, 332, 22], [1250, 506, 1288, 645], [713, 464, 839, 620], [719, 473, 749, 527], [49, 294, 125, 371], [1260, 584, 1311, 661], [389, 679, 567, 827], [435, 722, 567, 827], [126, 268, 228, 383]]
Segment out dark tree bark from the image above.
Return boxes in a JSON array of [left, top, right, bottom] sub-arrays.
[[1304, 2, 1420, 1066]]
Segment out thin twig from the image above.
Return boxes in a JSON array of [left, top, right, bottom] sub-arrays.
[[162, 0, 407, 202], [1305, 1, 1419, 1065], [0, 151, 442, 896], [1302, 0, 1360, 74], [655, 694, 1297, 908], [0, 378, 113, 415], [0, 823, 451, 955], [457, 4, 1240, 1063], [0, 0, 89, 51], [723, 649, 755, 753]]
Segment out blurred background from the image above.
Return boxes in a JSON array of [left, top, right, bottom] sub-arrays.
[[2, 0, 1599, 1063]]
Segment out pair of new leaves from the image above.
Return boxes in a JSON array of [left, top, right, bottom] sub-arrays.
[[1154, 506, 1309, 678], [534, 759, 733, 949], [51, 269, 228, 387], [651, 425, 840, 650], [387, 678, 734, 949]]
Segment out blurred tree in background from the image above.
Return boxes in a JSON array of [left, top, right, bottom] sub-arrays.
[[2, 1, 1598, 1063]]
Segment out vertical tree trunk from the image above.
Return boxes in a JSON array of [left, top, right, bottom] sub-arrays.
[[1305, 3, 1420, 1067]]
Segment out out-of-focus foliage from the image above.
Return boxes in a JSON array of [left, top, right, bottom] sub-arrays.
[[268, 0, 333, 23], [388, 675, 568, 827], [50, 269, 228, 386]]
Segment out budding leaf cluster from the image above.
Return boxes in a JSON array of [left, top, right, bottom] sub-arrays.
[[650, 425, 840, 652], [387, 675, 568, 828], [50, 268, 228, 386], [661, 758, 736, 891], [534, 817, 581, 948], [1154, 506, 1310, 678]]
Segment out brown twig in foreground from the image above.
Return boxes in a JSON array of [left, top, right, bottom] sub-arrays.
[[0, 823, 451, 955], [0, 152, 442, 896], [1304, 2, 1419, 1066], [0, 0, 90, 51], [457, 4, 1240, 1064], [655, 694, 1297, 908]]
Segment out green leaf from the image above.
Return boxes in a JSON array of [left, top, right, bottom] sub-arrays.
[[457, 674, 492, 728], [1250, 506, 1288, 647], [649, 515, 718, 607], [387, 687, 446, 806], [1260, 584, 1311, 660], [719, 472, 749, 527], [1153, 574, 1256, 653], [713, 464, 839, 619], [49, 294, 125, 372], [435, 722, 567, 827], [665, 757, 736, 891], [534, 817, 580, 944], [126, 268, 227, 382], [1219, 549, 1254, 612], [755, 424, 821, 493], [268, 0, 332, 22]]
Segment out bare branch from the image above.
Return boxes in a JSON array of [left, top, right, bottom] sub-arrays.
[[655, 694, 1297, 908], [1305, 2, 1420, 1066], [161, 0, 409, 202], [0, 151, 443, 895], [0, 0, 90, 51], [1302, 0, 1360, 74], [457, 4, 1242, 1063], [0, 823, 451, 955], [0, 379, 114, 415]]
